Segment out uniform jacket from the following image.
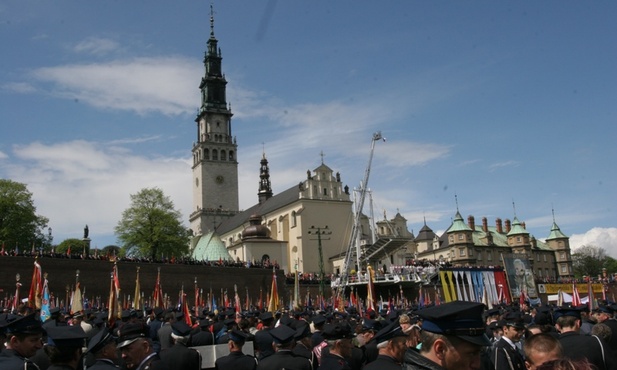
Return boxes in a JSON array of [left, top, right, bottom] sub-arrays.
[[159, 343, 201, 370], [87, 359, 120, 370], [256, 349, 311, 370], [559, 331, 614, 370], [0, 348, 41, 370], [215, 350, 257, 370], [492, 337, 525, 370], [254, 328, 275, 360], [363, 354, 402, 370], [402, 349, 444, 370], [318, 351, 351, 370]]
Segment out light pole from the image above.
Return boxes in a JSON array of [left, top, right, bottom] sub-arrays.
[[48, 227, 53, 253], [308, 225, 332, 300]]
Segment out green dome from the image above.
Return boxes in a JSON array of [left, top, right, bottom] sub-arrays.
[[192, 232, 233, 262]]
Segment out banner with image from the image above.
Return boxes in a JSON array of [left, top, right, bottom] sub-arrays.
[[503, 254, 537, 298]]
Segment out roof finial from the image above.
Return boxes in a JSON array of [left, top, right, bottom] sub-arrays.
[[320, 150, 325, 164], [551, 204, 556, 223], [210, 3, 215, 36], [455, 193, 459, 212], [423, 211, 426, 226], [262, 142, 266, 158], [512, 199, 517, 217]]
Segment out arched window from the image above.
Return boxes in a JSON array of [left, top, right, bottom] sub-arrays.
[[291, 211, 297, 228], [229, 151, 234, 160], [220, 150, 226, 161], [212, 150, 218, 160], [204, 149, 209, 160]]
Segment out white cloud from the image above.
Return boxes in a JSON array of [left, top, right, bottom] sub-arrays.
[[5, 140, 191, 246], [73, 37, 121, 55], [570, 227, 617, 258], [0, 151, 7, 159], [2, 82, 37, 94], [488, 160, 520, 171], [30, 57, 201, 116]]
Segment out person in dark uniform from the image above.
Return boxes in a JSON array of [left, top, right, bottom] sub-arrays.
[[318, 322, 355, 370], [493, 312, 526, 370], [592, 305, 617, 354], [256, 324, 311, 370], [363, 321, 408, 370], [45, 325, 87, 370], [311, 315, 326, 348], [292, 321, 317, 370], [190, 318, 214, 346], [85, 327, 120, 370], [116, 322, 169, 370], [148, 308, 164, 343], [0, 312, 45, 370], [215, 329, 257, 370], [358, 319, 379, 365], [254, 312, 276, 361], [159, 321, 200, 370], [556, 306, 615, 370], [402, 301, 492, 370]]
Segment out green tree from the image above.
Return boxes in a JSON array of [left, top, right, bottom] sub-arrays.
[[0, 179, 49, 250], [100, 245, 122, 257], [55, 238, 89, 256], [115, 188, 190, 260], [572, 245, 609, 278]]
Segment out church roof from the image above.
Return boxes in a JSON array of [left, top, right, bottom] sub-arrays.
[[414, 223, 436, 242], [446, 211, 472, 233], [217, 185, 301, 235], [506, 217, 529, 236], [192, 232, 233, 262]]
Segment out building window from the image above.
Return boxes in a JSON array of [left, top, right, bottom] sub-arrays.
[[229, 151, 234, 160], [458, 234, 464, 240], [477, 251, 482, 260], [560, 252, 565, 260], [212, 149, 218, 160], [546, 268, 549, 277], [291, 211, 297, 228], [220, 150, 226, 161], [460, 248, 466, 257], [537, 269, 542, 277], [449, 236, 454, 243], [487, 253, 492, 261], [543, 254, 547, 262], [516, 236, 521, 242], [204, 149, 209, 160], [536, 254, 540, 261], [561, 265, 567, 273], [468, 249, 473, 256], [323, 188, 328, 196]]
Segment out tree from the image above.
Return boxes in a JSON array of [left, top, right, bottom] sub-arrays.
[[55, 238, 89, 256], [572, 245, 609, 278], [115, 188, 190, 260], [0, 179, 49, 250]]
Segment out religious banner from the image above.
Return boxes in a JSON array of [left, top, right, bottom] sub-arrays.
[[503, 254, 537, 298], [538, 283, 604, 295]]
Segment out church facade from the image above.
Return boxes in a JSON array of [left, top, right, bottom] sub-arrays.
[[188, 11, 574, 282]]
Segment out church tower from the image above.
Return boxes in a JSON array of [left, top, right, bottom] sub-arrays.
[[190, 7, 239, 236]]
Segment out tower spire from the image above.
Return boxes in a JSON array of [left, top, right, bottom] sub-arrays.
[[210, 4, 215, 36], [258, 151, 273, 204]]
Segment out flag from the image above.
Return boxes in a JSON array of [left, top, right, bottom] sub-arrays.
[[557, 288, 564, 307], [434, 287, 441, 306], [497, 284, 505, 304], [28, 259, 43, 309], [40, 275, 50, 322], [67, 245, 71, 256], [107, 263, 121, 326], [194, 280, 200, 316], [71, 282, 83, 314], [418, 286, 425, 309], [268, 268, 279, 313], [234, 284, 241, 315], [134, 267, 141, 310], [587, 279, 596, 312], [293, 269, 300, 310], [519, 289, 526, 308], [182, 291, 192, 326], [366, 266, 376, 313], [152, 268, 163, 308], [572, 283, 581, 307]]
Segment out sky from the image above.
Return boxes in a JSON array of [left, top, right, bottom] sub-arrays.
[[1, 1, 616, 258]]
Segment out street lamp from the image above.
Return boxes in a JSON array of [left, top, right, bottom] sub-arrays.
[[48, 227, 53, 252], [308, 225, 332, 300]]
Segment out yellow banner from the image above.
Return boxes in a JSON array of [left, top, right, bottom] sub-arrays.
[[538, 283, 604, 294]]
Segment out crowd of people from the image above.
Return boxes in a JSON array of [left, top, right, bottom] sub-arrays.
[[3, 294, 617, 370]]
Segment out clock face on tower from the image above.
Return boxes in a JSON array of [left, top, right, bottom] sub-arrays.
[[215, 175, 224, 184]]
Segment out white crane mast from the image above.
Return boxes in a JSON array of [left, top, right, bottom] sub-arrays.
[[336, 131, 383, 298]]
